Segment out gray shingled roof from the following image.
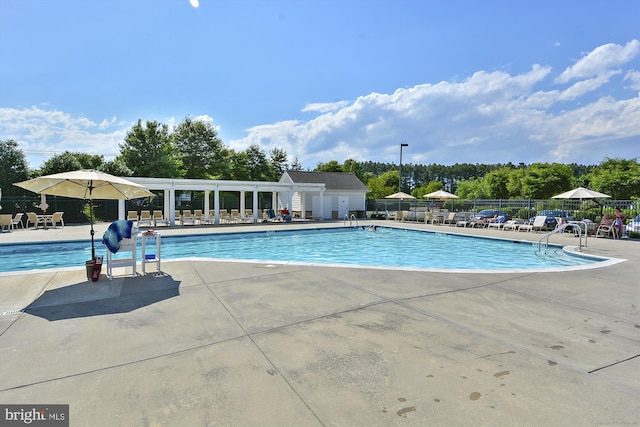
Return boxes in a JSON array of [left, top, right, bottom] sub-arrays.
[[284, 171, 369, 191]]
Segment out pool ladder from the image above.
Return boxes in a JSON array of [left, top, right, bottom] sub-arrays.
[[344, 213, 359, 228], [537, 220, 587, 253]]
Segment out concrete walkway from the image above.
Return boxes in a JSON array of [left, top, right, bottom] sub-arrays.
[[0, 221, 638, 426]]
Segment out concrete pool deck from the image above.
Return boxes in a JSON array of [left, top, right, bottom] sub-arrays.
[[0, 220, 638, 425]]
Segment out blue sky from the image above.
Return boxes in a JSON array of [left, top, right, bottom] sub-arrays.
[[1, 0, 639, 170]]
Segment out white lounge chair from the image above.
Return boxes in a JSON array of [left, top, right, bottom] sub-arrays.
[[181, 210, 195, 226], [193, 209, 203, 224], [138, 210, 152, 227], [0, 214, 13, 232], [153, 210, 169, 227], [50, 212, 64, 228], [531, 215, 549, 232], [11, 213, 24, 230]]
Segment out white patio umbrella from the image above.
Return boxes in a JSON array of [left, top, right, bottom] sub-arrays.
[[385, 191, 415, 213], [423, 190, 459, 200], [385, 191, 415, 200], [552, 187, 610, 199], [552, 186, 610, 217], [424, 190, 459, 210], [14, 170, 154, 260]]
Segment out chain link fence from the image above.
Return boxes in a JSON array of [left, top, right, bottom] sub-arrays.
[[368, 198, 638, 222]]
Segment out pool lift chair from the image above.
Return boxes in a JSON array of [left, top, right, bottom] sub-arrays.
[[105, 236, 137, 280]]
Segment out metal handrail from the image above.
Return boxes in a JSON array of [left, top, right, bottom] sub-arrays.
[[537, 220, 587, 253], [343, 213, 359, 228]]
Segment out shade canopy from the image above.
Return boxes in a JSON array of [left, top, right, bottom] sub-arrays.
[[14, 170, 154, 260], [385, 191, 415, 200], [552, 187, 610, 199], [423, 190, 459, 200], [14, 169, 155, 200]]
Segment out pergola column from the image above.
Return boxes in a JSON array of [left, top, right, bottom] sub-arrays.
[[252, 189, 259, 223], [204, 190, 210, 221], [214, 189, 220, 224]]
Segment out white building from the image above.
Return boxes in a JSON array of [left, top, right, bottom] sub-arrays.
[[279, 171, 370, 220]]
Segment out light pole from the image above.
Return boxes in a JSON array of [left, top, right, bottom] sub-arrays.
[[399, 143, 409, 211], [519, 162, 525, 199]]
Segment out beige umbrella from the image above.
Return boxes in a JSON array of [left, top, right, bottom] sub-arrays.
[[14, 169, 154, 259], [385, 191, 415, 200], [423, 190, 459, 200], [385, 191, 415, 212], [552, 187, 610, 199], [552, 186, 610, 217], [424, 190, 459, 210]]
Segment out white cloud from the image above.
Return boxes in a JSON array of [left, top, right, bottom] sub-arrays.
[[625, 70, 640, 90], [555, 39, 640, 84], [4, 41, 640, 170], [302, 101, 350, 114], [230, 43, 640, 168], [0, 106, 125, 167], [557, 70, 621, 101]]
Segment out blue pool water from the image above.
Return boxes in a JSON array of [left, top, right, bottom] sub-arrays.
[[0, 227, 603, 273]]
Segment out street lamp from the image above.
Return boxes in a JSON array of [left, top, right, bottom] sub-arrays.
[[519, 162, 525, 199], [399, 143, 409, 211]]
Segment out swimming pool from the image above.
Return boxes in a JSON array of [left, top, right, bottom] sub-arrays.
[[0, 226, 611, 274]]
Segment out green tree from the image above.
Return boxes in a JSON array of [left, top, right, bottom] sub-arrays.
[[366, 170, 398, 200], [119, 120, 182, 178], [0, 139, 30, 197], [315, 160, 342, 172], [227, 150, 250, 180], [456, 177, 489, 199], [39, 151, 83, 176], [174, 117, 226, 179], [584, 157, 640, 199], [523, 163, 573, 199], [290, 157, 303, 171], [342, 159, 365, 181], [99, 159, 133, 176], [484, 168, 511, 199], [245, 144, 270, 181], [412, 181, 442, 198], [268, 147, 288, 181]]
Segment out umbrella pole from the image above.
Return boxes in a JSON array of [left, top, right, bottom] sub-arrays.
[[89, 182, 95, 260]]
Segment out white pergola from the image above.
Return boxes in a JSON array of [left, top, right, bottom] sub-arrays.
[[118, 177, 326, 226]]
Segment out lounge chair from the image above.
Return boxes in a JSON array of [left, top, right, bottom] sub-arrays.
[[443, 212, 458, 225], [424, 212, 435, 225], [138, 210, 152, 227], [219, 209, 231, 223], [265, 209, 283, 222], [502, 219, 523, 231], [50, 212, 64, 228], [26, 212, 44, 229], [10, 213, 24, 230], [487, 215, 507, 230], [127, 211, 139, 223], [244, 209, 254, 223], [181, 210, 195, 226], [193, 209, 203, 224], [153, 210, 169, 227], [230, 209, 241, 223], [0, 214, 13, 232], [531, 215, 549, 232], [174, 210, 182, 225]]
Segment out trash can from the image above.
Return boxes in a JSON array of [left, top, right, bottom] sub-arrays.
[[85, 260, 94, 280]]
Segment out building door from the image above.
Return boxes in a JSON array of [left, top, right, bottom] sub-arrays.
[[338, 196, 349, 219]]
